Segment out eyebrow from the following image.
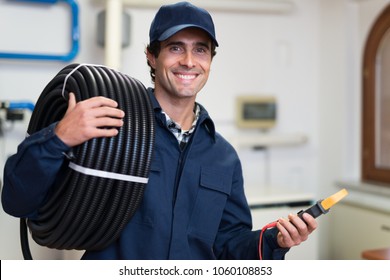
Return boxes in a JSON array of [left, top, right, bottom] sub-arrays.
[[165, 40, 211, 50]]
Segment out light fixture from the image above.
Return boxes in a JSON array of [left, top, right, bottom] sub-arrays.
[[120, 0, 294, 14]]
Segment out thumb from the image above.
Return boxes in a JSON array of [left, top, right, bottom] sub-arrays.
[[65, 92, 77, 115]]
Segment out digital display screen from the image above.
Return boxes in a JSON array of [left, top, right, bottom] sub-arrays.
[[243, 103, 276, 120]]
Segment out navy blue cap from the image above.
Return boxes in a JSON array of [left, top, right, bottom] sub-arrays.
[[149, 1, 219, 46]]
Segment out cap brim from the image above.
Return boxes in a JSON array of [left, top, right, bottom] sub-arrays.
[[158, 24, 219, 46]]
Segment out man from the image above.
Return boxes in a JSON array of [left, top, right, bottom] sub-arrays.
[[2, 1, 317, 259]]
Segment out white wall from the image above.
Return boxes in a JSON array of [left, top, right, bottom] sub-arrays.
[[1, 0, 389, 260], [317, 0, 390, 259]]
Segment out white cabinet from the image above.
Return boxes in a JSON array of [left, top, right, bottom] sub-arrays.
[[228, 133, 308, 149], [330, 202, 390, 259]]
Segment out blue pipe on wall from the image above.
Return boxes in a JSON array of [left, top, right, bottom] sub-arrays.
[[0, 0, 79, 62], [1, 101, 35, 111], [8, 102, 35, 112]]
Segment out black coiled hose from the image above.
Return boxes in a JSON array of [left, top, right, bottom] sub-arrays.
[[20, 63, 155, 259]]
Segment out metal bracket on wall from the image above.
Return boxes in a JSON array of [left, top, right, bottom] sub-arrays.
[[0, 0, 79, 62]]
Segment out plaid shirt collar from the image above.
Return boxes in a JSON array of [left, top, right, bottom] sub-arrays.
[[162, 104, 200, 150]]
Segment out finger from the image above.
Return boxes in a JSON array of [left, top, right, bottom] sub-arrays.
[[289, 214, 309, 232], [62, 120, 122, 145], [64, 92, 77, 116], [278, 216, 304, 244], [279, 215, 300, 234], [88, 127, 121, 138], [300, 213, 318, 232], [75, 97, 125, 119], [82, 96, 119, 109], [276, 221, 294, 248], [90, 106, 125, 120], [93, 116, 124, 128], [276, 220, 290, 237], [290, 214, 312, 241]]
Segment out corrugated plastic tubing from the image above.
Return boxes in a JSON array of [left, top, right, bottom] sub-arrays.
[[20, 64, 155, 259]]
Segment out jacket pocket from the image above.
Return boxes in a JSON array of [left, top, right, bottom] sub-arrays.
[[187, 167, 232, 243], [200, 167, 231, 195], [128, 157, 162, 228], [149, 156, 162, 173]]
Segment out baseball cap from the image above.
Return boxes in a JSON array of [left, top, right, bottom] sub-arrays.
[[149, 1, 219, 46]]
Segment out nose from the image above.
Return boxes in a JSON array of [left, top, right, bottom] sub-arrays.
[[180, 51, 196, 68]]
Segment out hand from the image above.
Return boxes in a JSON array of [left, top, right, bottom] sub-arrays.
[[55, 92, 125, 147], [275, 213, 318, 248]]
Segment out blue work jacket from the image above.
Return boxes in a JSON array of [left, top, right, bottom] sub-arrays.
[[2, 88, 288, 260]]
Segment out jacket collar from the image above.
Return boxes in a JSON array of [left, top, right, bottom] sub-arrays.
[[147, 87, 216, 140]]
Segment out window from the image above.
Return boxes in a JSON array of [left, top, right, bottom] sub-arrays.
[[362, 4, 390, 185]]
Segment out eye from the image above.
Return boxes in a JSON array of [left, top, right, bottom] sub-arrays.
[[196, 47, 206, 53], [169, 45, 183, 53], [194, 45, 210, 56]]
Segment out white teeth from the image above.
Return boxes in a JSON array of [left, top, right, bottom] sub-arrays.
[[177, 74, 196, 80]]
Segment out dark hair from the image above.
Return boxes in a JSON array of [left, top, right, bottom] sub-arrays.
[[146, 41, 217, 83]]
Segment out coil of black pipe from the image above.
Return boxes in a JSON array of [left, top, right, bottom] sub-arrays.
[[20, 63, 155, 259]]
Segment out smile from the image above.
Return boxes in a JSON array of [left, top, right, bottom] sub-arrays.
[[176, 73, 197, 80]]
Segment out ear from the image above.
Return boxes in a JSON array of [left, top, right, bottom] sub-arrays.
[[146, 50, 156, 69]]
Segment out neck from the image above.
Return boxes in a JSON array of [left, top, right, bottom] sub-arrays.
[[155, 94, 196, 130]]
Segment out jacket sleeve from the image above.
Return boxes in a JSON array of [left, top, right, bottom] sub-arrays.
[[213, 155, 289, 260], [261, 227, 290, 260], [1, 123, 70, 218]]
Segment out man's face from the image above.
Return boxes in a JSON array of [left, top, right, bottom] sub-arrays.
[[148, 28, 212, 101]]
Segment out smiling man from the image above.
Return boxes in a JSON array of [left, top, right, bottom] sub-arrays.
[[147, 27, 211, 131], [2, 1, 317, 260]]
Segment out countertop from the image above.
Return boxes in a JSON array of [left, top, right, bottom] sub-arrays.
[[244, 186, 315, 207], [335, 180, 390, 214]]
